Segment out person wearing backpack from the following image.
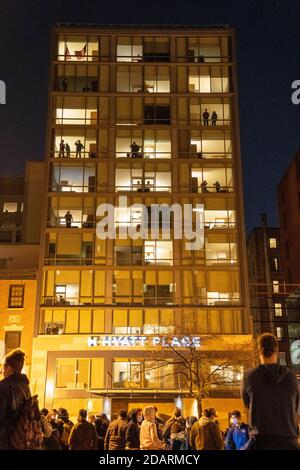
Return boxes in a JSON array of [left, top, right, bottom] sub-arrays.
[[0, 349, 43, 450], [56, 408, 74, 449], [161, 407, 185, 446]]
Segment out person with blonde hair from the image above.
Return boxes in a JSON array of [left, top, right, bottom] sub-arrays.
[[140, 406, 166, 450]]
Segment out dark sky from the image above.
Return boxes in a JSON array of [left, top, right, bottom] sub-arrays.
[[0, 0, 299, 232]]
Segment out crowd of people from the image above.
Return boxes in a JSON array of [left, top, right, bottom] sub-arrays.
[[0, 333, 299, 451]]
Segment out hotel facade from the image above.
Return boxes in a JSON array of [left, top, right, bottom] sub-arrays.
[[31, 25, 252, 422]]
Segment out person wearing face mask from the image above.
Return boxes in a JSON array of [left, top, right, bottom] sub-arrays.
[[225, 410, 250, 450], [125, 408, 143, 450]]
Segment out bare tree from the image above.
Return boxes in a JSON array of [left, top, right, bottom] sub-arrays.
[[146, 333, 258, 417]]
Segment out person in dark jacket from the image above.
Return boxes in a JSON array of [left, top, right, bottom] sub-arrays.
[[225, 410, 249, 450], [104, 409, 128, 450], [68, 409, 98, 450], [125, 408, 143, 450], [95, 413, 110, 450], [241, 333, 299, 450], [0, 349, 31, 450]]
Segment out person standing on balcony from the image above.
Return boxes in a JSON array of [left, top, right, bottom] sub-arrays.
[[59, 140, 65, 158], [211, 111, 218, 126], [202, 108, 209, 126], [130, 141, 140, 158], [65, 143, 71, 158], [75, 139, 84, 158], [62, 78, 68, 91], [64, 211, 73, 228]]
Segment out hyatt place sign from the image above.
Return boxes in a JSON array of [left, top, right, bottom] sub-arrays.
[[88, 335, 201, 348]]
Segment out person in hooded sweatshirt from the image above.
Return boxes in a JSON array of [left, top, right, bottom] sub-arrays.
[[125, 408, 143, 450], [241, 332, 299, 450], [190, 408, 224, 450], [140, 406, 166, 450], [0, 349, 31, 450]]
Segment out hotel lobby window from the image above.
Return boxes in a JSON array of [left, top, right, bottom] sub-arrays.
[[56, 358, 104, 389], [112, 359, 174, 389]]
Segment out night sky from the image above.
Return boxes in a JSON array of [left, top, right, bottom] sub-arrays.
[[0, 0, 299, 232]]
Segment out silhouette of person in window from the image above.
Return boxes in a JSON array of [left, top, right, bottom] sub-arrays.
[[64, 211, 73, 228], [214, 181, 221, 192], [62, 78, 68, 91], [136, 181, 143, 192], [211, 111, 218, 126], [65, 143, 71, 158], [201, 180, 209, 193], [144, 181, 151, 192], [75, 140, 84, 158], [130, 141, 140, 158], [59, 140, 65, 158], [203, 109, 209, 126]]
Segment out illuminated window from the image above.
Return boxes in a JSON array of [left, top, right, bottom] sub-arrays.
[[272, 280, 279, 293], [5, 331, 21, 353], [112, 359, 174, 389], [279, 352, 286, 365], [274, 303, 283, 317], [276, 327, 284, 339], [271, 257, 279, 272], [55, 358, 104, 389], [8, 285, 24, 308], [3, 202, 18, 213], [269, 238, 277, 248]]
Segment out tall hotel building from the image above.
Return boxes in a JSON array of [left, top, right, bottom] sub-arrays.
[[31, 25, 251, 420]]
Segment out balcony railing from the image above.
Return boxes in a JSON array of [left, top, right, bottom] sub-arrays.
[[115, 184, 171, 193]]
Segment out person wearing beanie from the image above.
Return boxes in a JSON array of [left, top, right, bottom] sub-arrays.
[[0, 349, 31, 449]]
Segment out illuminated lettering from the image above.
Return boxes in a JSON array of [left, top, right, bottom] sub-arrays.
[[88, 335, 201, 348]]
